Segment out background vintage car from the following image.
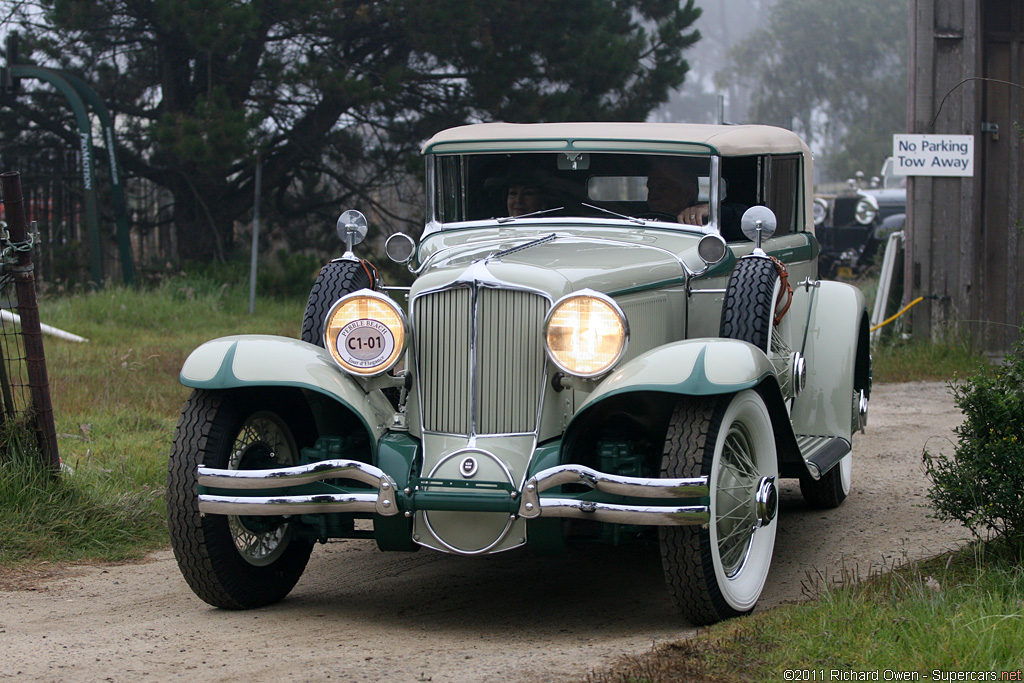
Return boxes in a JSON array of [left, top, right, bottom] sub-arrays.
[[814, 160, 907, 278], [167, 122, 871, 626]]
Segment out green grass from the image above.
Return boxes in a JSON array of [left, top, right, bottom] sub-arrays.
[[872, 336, 989, 383], [585, 542, 1024, 682], [0, 274, 302, 565]]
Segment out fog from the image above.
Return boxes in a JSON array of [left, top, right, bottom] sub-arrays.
[[650, 0, 777, 125]]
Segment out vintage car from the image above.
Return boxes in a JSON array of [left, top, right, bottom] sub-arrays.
[[814, 163, 907, 278], [167, 122, 871, 625]]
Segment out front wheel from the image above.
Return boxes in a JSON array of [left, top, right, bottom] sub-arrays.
[[167, 388, 317, 609], [660, 390, 778, 625]]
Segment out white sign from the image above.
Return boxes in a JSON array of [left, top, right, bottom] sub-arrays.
[[892, 134, 974, 176]]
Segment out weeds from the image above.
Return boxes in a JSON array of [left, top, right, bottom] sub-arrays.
[[924, 324, 1024, 549]]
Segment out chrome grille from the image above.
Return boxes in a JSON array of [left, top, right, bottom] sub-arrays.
[[415, 287, 471, 434], [414, 285, 548, 436]]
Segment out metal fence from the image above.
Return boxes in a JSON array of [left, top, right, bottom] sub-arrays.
[[0, 142, 176, 288], [0, 171, 60, 469]]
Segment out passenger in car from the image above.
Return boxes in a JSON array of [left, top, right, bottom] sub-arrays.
[[507, 183, 548, 217]]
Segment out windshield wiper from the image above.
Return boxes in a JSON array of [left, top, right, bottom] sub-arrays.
[[580, 203, 646, 225], [496, 206, 565, 223], [486, 233, 558, 261]]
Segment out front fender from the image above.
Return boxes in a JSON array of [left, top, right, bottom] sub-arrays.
[[790, 281, 867, 442], [180, 335, 394, 446], [563, 339, 800, 466], [578, 338, 775, 411]]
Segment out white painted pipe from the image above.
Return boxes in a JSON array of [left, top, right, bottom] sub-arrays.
[[0, 309, 89, 343], [870, 230, 905, 345]]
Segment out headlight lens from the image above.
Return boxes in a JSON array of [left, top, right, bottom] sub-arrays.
[[544, 291, 627, 378], [855, 196, 878, 225], [324, 291, 407, 376]]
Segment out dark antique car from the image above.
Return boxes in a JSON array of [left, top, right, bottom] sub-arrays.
[[814, 165, 906, 277]]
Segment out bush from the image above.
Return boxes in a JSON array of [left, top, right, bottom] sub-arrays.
[[924, 327, 1024, 549]]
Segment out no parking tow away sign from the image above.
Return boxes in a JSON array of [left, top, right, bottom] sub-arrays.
[[892, 134, 974, 176]]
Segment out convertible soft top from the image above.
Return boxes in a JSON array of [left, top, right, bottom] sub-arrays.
[[423, 122, 811, 157]]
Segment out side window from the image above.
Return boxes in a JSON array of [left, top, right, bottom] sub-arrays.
[[763, 155, 801, 236], [436, 156, 464, 222]]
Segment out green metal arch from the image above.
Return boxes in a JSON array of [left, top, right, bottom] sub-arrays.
[[10, 65, 135, 285]]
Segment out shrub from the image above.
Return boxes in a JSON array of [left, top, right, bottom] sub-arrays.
[[924, 326, 1024, 549]]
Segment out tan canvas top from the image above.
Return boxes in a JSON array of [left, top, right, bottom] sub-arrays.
[[422, 122, 811, 157]]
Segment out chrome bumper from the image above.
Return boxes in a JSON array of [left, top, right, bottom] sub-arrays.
[[519, 464, 710, 526], [197, 460, 710, 527], [197, 459, 401, 516]]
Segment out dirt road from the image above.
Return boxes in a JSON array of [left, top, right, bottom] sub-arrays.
[[0, 381, 967, 682]]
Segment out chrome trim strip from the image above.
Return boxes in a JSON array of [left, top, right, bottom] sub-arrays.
[[198, 459, 394, 490], [525, 499, 709, 526], [199, 492, 392, 516], [522, 464, 708, 501]]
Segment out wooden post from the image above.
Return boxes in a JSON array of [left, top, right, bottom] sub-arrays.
[[0, 172, 61, 469]]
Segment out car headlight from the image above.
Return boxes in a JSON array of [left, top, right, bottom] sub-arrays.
[[544, 291, 627, 378], [324, 291, 407, 376], [855, 195, 879, 225], [813, 197, 829, 226]]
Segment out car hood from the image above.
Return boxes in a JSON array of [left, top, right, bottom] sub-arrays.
[[410, 225, 706, 300]]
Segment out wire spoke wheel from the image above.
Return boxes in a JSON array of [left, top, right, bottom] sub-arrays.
[[660, 390, 778, 625], [226, 411, 299, 566]]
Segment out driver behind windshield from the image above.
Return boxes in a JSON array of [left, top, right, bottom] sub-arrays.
[[645, 158, 705, 226], [646, 157, 748, 240]]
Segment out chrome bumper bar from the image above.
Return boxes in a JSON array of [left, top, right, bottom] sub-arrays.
[[518, 464, 710, 526], [196, 460, 710, 526], [197, 459, 400, 516]]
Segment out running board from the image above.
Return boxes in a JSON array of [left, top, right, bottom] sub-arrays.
[[796, 435, 851, 480]]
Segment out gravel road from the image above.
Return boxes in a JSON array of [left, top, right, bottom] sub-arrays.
[[0, 381, 967, 683]]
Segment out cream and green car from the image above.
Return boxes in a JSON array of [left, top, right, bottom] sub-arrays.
[[168, 122, 871, 625]]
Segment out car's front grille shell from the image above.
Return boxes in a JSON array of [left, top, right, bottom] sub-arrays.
[[413, 285, 549, 436]]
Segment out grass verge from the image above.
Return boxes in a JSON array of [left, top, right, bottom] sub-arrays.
[[0, 274, 302, 565], [584, 541, 1024, 682]]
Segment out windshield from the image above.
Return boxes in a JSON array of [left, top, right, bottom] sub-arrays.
[[430, 152, 717, 225]]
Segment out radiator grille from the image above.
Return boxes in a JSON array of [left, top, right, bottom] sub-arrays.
[[414, 286, 548, 435]]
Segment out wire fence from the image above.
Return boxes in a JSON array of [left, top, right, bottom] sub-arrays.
[[0, 170, 60, 469]]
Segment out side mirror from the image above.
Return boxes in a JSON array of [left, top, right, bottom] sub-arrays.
[[740, 206, 777, 252], [385, 232, 417, 264], [337, 210, 368, 254]]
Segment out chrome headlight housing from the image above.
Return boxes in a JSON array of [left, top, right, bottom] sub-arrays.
[[854, 195, 879, 225], [324, 291, 407, 376], [813, 197, 829, 227], [544, 290, 628, 378]]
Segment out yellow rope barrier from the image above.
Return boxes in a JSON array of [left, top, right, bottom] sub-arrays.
[[869, 296, 925, 332]]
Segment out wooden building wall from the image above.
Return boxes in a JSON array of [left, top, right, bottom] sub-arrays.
[[907, 0, 1023, 356]]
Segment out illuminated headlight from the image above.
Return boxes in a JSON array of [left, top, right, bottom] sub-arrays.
[[813, 197, 829, 226], [324, 291, 407, 376], [544, 291, 627, 378], [855, 196, 879, 225]]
